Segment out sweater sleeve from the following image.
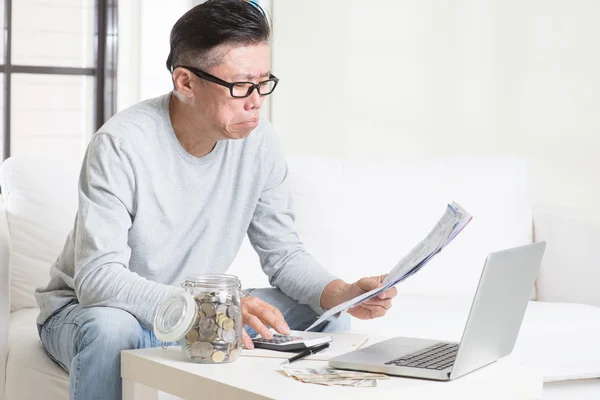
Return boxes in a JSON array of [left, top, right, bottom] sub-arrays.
[[247, 129, 339, 315], [72, 133, 181, 329]]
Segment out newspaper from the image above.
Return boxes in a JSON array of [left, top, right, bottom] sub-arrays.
[[305, 202, 472, 331], [281, 366, 388, 387]]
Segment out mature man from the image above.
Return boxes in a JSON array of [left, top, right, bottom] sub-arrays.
[[34, 1, 397, 399]]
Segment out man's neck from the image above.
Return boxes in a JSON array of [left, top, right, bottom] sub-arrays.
[[169, 93, 218, 158]]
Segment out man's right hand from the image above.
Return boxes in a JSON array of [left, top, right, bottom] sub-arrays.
[[241, 296, 290, 349]]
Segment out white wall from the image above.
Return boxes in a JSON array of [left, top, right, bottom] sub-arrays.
[[271, 0, 600, 214], [116, 0, 141, 112]]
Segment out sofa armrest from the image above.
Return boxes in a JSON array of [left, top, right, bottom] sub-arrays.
[[533, 203, 600, 307], [0, 198, 11, 399]]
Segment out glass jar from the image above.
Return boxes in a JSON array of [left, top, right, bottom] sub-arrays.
[[153, 274, 243, 364]]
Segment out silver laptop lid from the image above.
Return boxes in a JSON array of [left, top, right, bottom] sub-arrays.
[[450, 241, 546, 379]]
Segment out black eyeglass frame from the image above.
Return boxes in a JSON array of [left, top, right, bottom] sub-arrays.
[[173, 65, 279, 98]]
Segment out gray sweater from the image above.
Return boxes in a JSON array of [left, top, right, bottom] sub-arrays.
[[35, 93, 338, 329]]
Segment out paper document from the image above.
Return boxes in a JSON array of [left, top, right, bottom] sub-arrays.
[[305, 202, 472, 331]]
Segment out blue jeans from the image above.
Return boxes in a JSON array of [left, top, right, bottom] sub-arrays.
[[38, 288, 351, 400]]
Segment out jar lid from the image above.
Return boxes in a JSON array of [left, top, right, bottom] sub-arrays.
[[153, 291, 197, 343]]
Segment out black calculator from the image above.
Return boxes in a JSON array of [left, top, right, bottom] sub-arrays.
[[252, 334, 333, 352]]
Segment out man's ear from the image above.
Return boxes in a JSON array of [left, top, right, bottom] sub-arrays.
[[172, 68, 195, 100]]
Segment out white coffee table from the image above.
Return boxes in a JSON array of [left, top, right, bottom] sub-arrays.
[[121, 345, 543, 399]]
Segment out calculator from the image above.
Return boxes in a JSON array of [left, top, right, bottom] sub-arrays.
[[252, 333, 333, 352]]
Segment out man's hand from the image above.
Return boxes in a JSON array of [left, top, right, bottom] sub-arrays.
[[241, 296, 290, 349], [320, 275, 397, 320]]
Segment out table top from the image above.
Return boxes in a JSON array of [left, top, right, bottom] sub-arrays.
[[122, 343, 543, 400]]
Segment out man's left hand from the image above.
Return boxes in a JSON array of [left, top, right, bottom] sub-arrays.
[[320, 275, 398, 320]]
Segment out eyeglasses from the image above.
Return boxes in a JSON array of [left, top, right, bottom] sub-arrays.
[[173, 65, 279, 98]]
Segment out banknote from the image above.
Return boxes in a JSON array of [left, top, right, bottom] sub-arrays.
[[282, 366, 387, 387], [282, 366, 388, 379]]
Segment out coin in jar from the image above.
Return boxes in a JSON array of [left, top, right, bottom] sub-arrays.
[[186, 328, 199, 342], [211, 350, 226, 363], [196, 341, 214, 358], [215, 312, 227, 324], [228, 341, 242, 360], [189, 341, 204, 358], [216, 304, 229, 315], [218, 327, 236, 343], [201, 302, 215, 317], [221, 317, 234, 331], [200, 329, 217, 342], [199, 317, 216, 332], [226, 305, 239, 318], [228, 348, 241, 361]]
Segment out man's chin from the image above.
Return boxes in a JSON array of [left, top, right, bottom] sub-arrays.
[[226, 129, 254, 140]]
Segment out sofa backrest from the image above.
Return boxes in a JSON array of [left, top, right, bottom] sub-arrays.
[[0, 155, 533, 313], [229, 156, 534, 300], [0, 157, 79, 311]]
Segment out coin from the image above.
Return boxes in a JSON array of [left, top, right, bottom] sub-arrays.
[[232, 312, 241, 327], [201, 302, 215, 317], [212, 350, 226, 363], [197, 342, 213, 358], [215, 312, 227, 324], [219, 328, 236, 343], [229, 348, 241, 361], [227, 305, 239, 319], [186, 328, 199, 342], [221, 317, 234, 331], [216, 304, 229, 315], [199, 317, 216, 332], [200, 330, 217, 342], [189, 341, 204, 357]]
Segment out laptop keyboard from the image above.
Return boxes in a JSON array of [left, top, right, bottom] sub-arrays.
[[384, 342, 458, 370]]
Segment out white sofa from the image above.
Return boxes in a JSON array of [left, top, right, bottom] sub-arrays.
[[1, 155, 600, 399]]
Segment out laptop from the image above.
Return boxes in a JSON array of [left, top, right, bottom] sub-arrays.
[[328, 241, 546, 381]]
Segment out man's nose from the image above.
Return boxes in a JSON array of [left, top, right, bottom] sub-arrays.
[[244, 87, 264, 111]]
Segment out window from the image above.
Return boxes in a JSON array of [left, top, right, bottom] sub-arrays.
[[0, 0, 117, 168]]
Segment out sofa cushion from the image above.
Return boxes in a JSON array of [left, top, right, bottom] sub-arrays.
[[6, 308, 68, 400], [0, 157, 79, 311], [10, 300, 600, 391], [511, 302, 600, 382], [543, 379, 600, 399]]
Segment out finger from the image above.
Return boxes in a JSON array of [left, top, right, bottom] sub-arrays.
[[243, 309, 273, 339], [359, 304, 389, 318], [362, 298, 393, 309], [252, 305, 290, 335], [242, 329, 254, 350], [355, 277, 383, 292], [245, 298, 290, 335], [378, 286, 398, 300], [270, 307, 291, 335]]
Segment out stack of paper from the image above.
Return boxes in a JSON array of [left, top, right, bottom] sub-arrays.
[[306, 202, 472, 331]]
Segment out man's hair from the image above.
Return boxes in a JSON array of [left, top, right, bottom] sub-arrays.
[[166, 0, 271, 73]]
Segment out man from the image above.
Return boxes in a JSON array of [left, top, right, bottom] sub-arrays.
[[34, 1, 397, 399]]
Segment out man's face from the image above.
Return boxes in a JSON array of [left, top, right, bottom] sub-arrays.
[[191, 43, 270, 140]]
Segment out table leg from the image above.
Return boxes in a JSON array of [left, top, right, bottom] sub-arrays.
[[122, 379, 159, 400]]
